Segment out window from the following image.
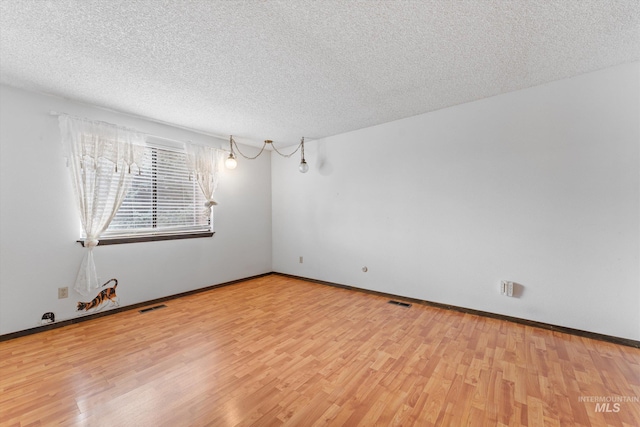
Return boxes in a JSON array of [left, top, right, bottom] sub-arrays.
[[96, 140, 212, 243]]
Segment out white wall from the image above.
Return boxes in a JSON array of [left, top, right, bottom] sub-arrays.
[[272, 62, 640, 341], [0, 85, 272, 335]]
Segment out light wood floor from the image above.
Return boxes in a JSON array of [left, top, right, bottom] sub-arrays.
[[1, 275, 639, 426]]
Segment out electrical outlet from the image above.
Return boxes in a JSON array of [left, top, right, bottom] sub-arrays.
[[58, 287, 68, 299], [500, 281, 514, 297]]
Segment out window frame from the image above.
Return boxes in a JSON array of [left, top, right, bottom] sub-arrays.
[[77, 137, 214, 246]]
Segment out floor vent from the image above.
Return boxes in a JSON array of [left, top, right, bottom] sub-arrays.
[[139, 304, 167, 313], [388, 300, 411, 308]]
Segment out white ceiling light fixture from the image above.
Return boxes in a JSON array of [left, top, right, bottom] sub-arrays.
[[225, 136, 309, 173]]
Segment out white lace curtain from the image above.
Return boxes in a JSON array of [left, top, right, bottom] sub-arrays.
[[59, 115, 146, 296], [185, 143, 223, 214]]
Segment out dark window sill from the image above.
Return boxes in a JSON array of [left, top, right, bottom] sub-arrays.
[[77, 232, 214, 246]]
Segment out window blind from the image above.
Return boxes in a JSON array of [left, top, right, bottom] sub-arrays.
[[103, 143, 211, 238]]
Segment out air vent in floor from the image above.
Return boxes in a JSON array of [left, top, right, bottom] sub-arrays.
[[388, 300, 411, 308], [139, 304, 167, 313]]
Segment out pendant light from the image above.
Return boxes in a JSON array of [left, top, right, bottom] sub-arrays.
[[225, 136, 309, 173]]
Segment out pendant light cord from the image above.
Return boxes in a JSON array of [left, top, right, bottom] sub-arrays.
[[230, 137, 304, 159]]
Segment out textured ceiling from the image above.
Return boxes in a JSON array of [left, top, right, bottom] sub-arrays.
[[1, 0, 639, 147]]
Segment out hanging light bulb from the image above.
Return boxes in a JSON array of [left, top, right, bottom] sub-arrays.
[[299, 159, 309, 173], [298, 137, 308, 173], [225, 152, 237, 169], [225, 135, 238, 169]]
